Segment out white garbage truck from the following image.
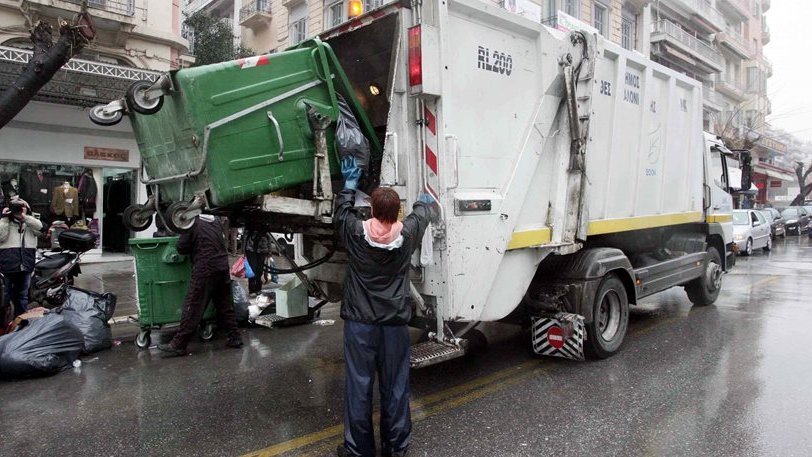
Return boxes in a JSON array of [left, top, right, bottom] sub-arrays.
[[254, 0, 740, 367]]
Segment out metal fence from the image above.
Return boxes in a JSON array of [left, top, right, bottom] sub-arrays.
[[240, 0, 271, 23], [0, 45, 160, 82]]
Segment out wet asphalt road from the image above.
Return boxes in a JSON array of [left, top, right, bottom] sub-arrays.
[[2, 236, 812, 457]]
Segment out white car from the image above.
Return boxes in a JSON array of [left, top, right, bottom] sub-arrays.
[[732, 209, 771, 256]]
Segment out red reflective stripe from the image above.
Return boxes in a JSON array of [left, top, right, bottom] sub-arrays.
[[426, 145, 438, 174], [424, 108, 436, 135]]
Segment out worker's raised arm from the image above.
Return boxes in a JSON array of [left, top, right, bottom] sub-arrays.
[[402, 194, 435, 253], [334, 156, 363, 247]]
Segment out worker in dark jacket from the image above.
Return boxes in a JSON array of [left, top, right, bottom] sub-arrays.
[[335, 155, 434, 457], [158, 214, 243, 357]]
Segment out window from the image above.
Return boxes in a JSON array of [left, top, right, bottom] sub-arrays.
[[364, 0, 384, 12], [289, 2, 308, 45], [621, 10, 636, 50], [593, 1, 608, 36], [563, 0, 578, 16], [746, 67, 759, 92], [326, 0, 345, 28], [545, 0, 578, 19]]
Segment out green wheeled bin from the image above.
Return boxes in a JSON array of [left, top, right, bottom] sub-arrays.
[[101, 38, 380, 233], [129, 237, 215, 349]]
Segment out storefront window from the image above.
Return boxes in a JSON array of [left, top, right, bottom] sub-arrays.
[[0, 161, 137, 253]]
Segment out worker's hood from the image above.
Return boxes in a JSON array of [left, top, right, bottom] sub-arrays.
[[362, 219, 403, 250]]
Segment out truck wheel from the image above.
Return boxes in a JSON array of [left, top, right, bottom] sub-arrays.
[[685, 247, 722, 307], [585, 273, 629, 359], [122, 205, 154, 232], [89, 104, 123, 126], [126, 80, 164, 115]]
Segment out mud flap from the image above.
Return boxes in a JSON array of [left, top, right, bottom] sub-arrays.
[[531, 313, 585, 361]]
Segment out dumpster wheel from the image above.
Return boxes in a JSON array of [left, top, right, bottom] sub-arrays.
[[136, 329, 151, 349], [89, 104, 123, 126], [165, 201, 200, 233], [198, 322, 215, 342], [123, 204, 155, 232], [127, 80, 164, 115]]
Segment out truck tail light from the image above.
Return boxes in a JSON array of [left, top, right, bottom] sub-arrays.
[[408, 25, 422, 87], [348, 0, 363, 18]]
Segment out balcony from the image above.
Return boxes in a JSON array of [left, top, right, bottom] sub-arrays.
[[22, 0, 146, 46], [762, 0, 770, 12], [651, 20, 724, 73], [716, 29, 754, 59], [760, 55, 773, 77], [674, 0, 726, 33], [715, 75, 748, 102], [185, 0, 234, 16], [702, 84, 727, 112], [762, 24, 771, 45], [240, 0, 272, 29], [717, 0, 750, 20]]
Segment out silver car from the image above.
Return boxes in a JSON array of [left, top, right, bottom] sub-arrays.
[[733, 209, 771, 256]]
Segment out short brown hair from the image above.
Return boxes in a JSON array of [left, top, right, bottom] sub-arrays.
[[370, 187, 400, 224]]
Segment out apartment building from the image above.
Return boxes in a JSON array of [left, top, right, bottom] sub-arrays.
[[0, 0, 188, 253]]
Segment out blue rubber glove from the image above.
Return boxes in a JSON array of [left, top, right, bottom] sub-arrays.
[[417, 193, 435, 205], [341, 156, 362, 190]]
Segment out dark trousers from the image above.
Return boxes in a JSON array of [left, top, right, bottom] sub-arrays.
[[343, 320, 411, 457], [245, 251, 266, 294], [170, 270, 239, 350], [3, 271, 32, 317]]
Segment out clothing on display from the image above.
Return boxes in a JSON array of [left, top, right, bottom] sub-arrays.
[[22, 169, 53, 219], [51, 182, 80, 225], [77, 169, 97, 218]]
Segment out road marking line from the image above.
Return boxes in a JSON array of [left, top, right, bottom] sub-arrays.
[[244, 313, 688, 457]]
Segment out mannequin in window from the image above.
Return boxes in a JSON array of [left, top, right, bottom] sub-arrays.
[[2, 178, 21, 200], [22, 168, 51, 222], [77, 168, 98, 219], [50, 181, 80, 225]]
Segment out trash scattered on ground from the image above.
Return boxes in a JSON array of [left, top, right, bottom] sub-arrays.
[[72, 360, 82, 368], [232, 280, 251, 326], [0, 313, 83, 380], [312, 319, 335, 326]]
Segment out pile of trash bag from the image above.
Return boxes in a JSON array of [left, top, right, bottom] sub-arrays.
[[232, 280, 251, 326], [59, 287, 117, 354], [0, 313, 83, 380], [336, 94, 370, 171], [0, 287, 117, 380]]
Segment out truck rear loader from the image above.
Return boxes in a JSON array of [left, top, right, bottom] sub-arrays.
[[95, 0, 738, 366]]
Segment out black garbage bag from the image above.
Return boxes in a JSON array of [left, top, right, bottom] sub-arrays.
[[60, 286, 117, 354], [232, 280, 250, 326], [336, 94, 370, 171], [0, 313, 83, 380]]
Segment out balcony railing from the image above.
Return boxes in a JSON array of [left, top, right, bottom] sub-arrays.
[[651, 20, 722, 67], [0, 45, 160, 81], [64, 0, 137, 17], [717, 28, 754, 58], [240, 0, 272, 26], [718, 0, 750, 18], [702, 84, 726, 110], [676, 0, 725, 31], [715, 75, 747, 101]]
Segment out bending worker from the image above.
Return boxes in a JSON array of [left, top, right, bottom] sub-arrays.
[[334, 155, 434, 457], [158, 214, 243, 357]]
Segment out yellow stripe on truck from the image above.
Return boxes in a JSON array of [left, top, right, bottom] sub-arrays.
[[587, 212, 704, 236], [507, 228, 552, 250], [706, 214, 733, 223], [507, 212, 705, 250]]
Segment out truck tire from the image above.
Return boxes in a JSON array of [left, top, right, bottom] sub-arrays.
[[685, 247, 722, 307], [585, 273, 629, 359]]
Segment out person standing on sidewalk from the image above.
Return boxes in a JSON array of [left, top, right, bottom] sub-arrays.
[[244, 229, 273, 296], [0, 198, 42, 320], [334, 155, 434, 457], [158, 214, 243, 357]]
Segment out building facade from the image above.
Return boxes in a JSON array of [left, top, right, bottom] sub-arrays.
[[0, 0, 188, 256]]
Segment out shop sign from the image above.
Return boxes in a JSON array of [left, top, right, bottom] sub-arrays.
[[84, 147, 129, 162], [770, 180, 782, 188]]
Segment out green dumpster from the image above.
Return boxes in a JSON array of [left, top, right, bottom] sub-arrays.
[[129, 237, 215, 348], [125, 38, 380, 231]]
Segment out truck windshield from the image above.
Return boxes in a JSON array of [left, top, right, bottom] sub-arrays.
[[732, 212, 749, 225]]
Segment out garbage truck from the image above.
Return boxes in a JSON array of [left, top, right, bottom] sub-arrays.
[[92, 0, 739, 366]]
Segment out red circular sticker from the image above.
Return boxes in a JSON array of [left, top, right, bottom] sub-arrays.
[[547, 326, 565, 349]]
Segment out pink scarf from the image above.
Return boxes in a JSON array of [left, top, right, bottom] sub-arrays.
[[363, 219, 403, 246]]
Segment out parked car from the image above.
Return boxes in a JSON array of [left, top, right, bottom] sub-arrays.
[[780, 206, 810, 235], [760, 208, 786, 238], [733, 209, 772, 255]]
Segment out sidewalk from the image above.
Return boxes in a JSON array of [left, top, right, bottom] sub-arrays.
[[73, 260, 138, 318]]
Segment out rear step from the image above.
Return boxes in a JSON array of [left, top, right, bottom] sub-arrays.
[[409, 341, 466, 369]]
